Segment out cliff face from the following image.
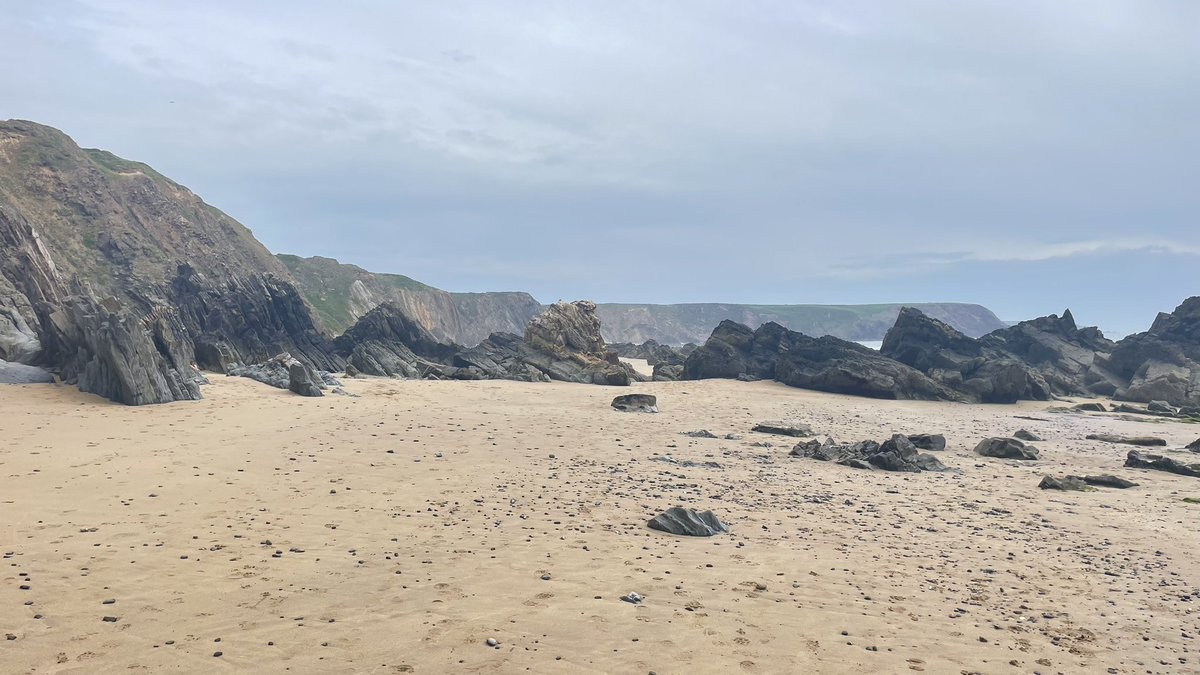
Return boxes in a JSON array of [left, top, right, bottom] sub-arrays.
[[278, 254, 543, 346], [0, 119, 339, 403], [594, 302, 1008, 345]]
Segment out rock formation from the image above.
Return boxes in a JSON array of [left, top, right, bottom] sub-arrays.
[[1102, 297, 1200, 407], [332, 302, 459, 378], [1038, 475, 1091, 491], [647, 507, 728, 536], [790, 434, 948, 472], [611, 393, 658, 413], [278, 254, 543, 344], [1085, 434, 1167, 447], [682, 320, 963, 401], [880, 307, 1118, 403], [229, 352, 336, 397], [0, 120, 341, 404]]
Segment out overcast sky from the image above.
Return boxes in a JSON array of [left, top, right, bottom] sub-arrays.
[[3, 1, 1198, 336]]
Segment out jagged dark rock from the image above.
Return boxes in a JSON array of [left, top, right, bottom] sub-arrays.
[[1082, 474, 1138, 489], [1187, 439, 1200, 452], [288, 359, 322, 397], [608, 339, 693, 366], [1013, 429, 1043, 442], [1125, 450, 1200, 478], [1086, 434, 1167, 447], [881, 307, 1118, 403], [974, 437, 1040, 460], [612, 393, 658, 413], [520, 301, 639, 385], [751, 421, 814, 437], [1072, 402, 1107, 412], [647, 507, 728, 536], [791, 434, 948, 472], [1038, 475, 1092, 491], [229, 352, 329, 397], [652, 363, 684, 381], [331, 302, 460, 378], [906, 433, 947, 451], [1104, 297, 1200, 407], [682, 320, 962, 401]]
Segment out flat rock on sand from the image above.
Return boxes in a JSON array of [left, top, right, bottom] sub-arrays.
[[1086, 433, 1167, 447], [974, 436, 1041, 460], [751, 421, 813, 437], [646, 507, 728, 536]]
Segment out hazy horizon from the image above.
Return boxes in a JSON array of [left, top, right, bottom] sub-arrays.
[[3, 1, 1197, 338]]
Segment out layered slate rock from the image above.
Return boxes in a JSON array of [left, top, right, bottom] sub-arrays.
[[647, 507, 728, 536], [791, 434, 948, 472], [1103, 296, 1200, 407], [521, 301, 639, 385], [612, 393, 658, 413], [1125, 450, 1200, 478], [881, 307, 1119, 403], [974, 437, 1041, 460], [906, 434, 947, 451], [682, 320, 962, 401], [0, 121, 341, 405], [1014, 429, 1043, 442], [228, 352, 334, 397], [332, 302, 460, 378], [1085, 434, 1167, 447]]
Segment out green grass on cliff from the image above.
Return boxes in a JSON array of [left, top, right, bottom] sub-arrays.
[[277, 253, 437, 333]]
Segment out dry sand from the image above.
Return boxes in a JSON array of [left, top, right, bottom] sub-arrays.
[[2, 376, 1199, 674]]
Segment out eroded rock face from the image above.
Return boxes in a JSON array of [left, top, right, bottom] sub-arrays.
[[520, 301, 639, 385], [647, 507, 728, 536], [332, 302, 459, 378], [228, 352, 333, 397], [881, 307, 1117, 403], [682, 320, 962, 401], [0, 121, 341, 405], [1104, 297, 1200, 407], [974, 437, 1040, 460]]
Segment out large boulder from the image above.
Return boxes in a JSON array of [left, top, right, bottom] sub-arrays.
[[0, 359, 53, 384], [647, 507, 729, 536], [683, 320, 962, 401], [612, 393, 657, 413], [974, 437, 1040, 460], [229, 352, 330, 396]]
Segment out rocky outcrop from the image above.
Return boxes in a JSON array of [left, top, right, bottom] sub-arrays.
[[881, 307, 1118, 403], [228, 352, 335, 397], [332, 302, 459, 378], [596, 302, 1007, 344], [608, 339, 696, 365], [0, 359, 53, 384], [331, 300, 641, 386], [682, 320, 962, 401], [974, 437, 1040, 460], [277, 254, 544, 345], [1103, 297, 1200, 407], [647, 507, 729, 536], [0, 120, 341, 405]]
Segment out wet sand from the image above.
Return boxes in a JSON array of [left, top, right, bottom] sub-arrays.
[[2, 376, 1198, 673]]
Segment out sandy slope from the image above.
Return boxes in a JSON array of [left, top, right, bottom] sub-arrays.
[[2, 376, 1198, 674]]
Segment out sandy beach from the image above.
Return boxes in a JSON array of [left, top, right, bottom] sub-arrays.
[[2, 376, 1199, 674]]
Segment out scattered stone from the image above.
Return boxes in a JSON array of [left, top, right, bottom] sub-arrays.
[[792, 434, 948, 472], [620, 592, 644, 605], [1013, 429, 1043, 442], [486, 638, 498, 647], [906, 433, 946, 451], [650, 455, 722, 469], [681, 430, 718, 439], [1038, 475, 1092, 491], [647, 507, 729, 537], [1072, 402, 1107, 412], [612, 393, 658, 413], [1125, 450, 1200, 478], [102, 616, 119, 622], [1086, 434, 1167, 447], [1082, 474, 1139, 489], [751, 422, 814, 437], [974, 437, 1040, 460]]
